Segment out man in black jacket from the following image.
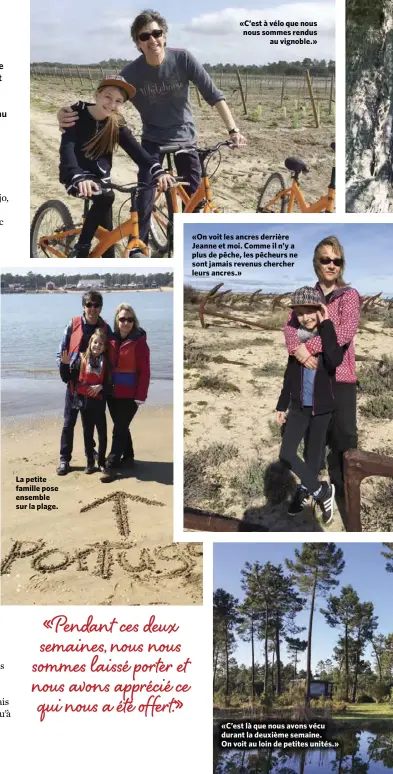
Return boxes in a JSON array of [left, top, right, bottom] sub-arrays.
[[276, 286, 344, 525]]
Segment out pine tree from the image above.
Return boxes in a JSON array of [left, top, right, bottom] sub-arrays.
[[286, 543, 345, 704], [213, 588, 239, 696], [286, 637, 308, 678], [321, 585, 360, 701], [351, 601, 378, 702], [381, 543, 393, 573]]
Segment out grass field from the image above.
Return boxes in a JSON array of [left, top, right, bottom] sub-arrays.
[[334, 703, 393, 721]]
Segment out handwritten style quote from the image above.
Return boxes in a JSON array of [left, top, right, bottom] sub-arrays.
[[32, 614, 192, 721]]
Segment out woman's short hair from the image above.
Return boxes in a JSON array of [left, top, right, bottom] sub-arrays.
[[114, 303, 140, 331], [82, 290, 103, 308], [313, 235, 348, 287], [130, 9, 168, 42]]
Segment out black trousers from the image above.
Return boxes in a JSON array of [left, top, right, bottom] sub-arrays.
[[137, 139, 202, 244], [279, 407, 332, 494], [107, 397, 138, 467], [74, 190, 116, 257], [326, 382, 357, 495], [60, 386, 79, 462], [60, 387, 98, 462], [80, 407, 107, 466]]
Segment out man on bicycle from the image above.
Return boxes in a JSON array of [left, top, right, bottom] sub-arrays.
[[58, 9, 247, 249]]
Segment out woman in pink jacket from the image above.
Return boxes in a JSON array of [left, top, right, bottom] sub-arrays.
[[283, 235, 361, 513]]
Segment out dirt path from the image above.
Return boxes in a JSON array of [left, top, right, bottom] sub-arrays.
[[30, 79, 335, 219]]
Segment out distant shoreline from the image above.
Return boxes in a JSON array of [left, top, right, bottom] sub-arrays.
[[1, 287, 173, 295]]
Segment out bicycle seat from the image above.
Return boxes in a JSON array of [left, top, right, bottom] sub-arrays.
[[285, 157, 309, 174], [330, 141, 335, 152]]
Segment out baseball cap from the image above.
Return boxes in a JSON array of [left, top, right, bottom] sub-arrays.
[[97, 75, 136, 101]]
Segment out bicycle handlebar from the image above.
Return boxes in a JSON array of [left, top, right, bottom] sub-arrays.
[[100, 178, 188, 194], [196, 140, 235, 154]]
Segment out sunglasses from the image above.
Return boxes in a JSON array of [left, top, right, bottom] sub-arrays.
[[319, 257, 343, 267], [85, 302, 101, 309], [119, 317, 134, 324], [138, 29, 163, 42]]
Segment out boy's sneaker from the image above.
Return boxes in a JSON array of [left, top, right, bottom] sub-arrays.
[[56, 460, 69, 476], [314, 482, 335, 525], [84, 460, 95, 474], [288, 487, 309, 516]]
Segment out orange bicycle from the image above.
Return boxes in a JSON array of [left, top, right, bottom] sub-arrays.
[[149, 140, 234, 255], [30, 179, 183, 258], [256, 142, 335, 213]]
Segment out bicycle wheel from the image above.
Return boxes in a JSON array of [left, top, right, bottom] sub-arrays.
[[256, 173, 287, 213], [30, 200, 75, 257], [149, 189, 174, 256]]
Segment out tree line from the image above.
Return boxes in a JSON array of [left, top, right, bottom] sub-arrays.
[[214, 543, 393, 707], [1, 271, 173, 289], [31, 58, 335, 77]]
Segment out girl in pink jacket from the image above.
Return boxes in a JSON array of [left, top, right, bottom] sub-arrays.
[[283, 235, 361, 514]]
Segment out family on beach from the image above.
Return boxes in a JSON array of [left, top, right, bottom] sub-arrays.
[[275, 235, 361, 524], [56, 290, 149, 482], [57, 8, 247, 257]]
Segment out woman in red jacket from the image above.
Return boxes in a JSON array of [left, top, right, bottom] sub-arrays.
[[101, 303, 150, 482]]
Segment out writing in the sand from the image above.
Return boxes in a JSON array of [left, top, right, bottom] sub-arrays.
[[15, 476, 59, 512], [1, 540, 201, 581], [32, 615, 192, 722], [191, 232, 297, 278]]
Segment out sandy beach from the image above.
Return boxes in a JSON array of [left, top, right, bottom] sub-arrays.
[[1, 408, 202, 605], [184, 297, 393, 532]]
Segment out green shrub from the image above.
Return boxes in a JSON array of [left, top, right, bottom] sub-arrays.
[[194, 374, 240, 393], [184, 449, 222, 506], [184, 284, 200, 304], [268, 418, 283, 441], [252, 363, 285, 378], [231, 458, 266, 503], [356, 693, 375, 703], [274, 691, 293, 707], [358, 355, 393, 395], [360, 394, 393, 419], [371, 681, 391, 702], [184, 342, 210, 369]]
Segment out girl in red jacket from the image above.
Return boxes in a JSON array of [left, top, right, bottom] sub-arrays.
[[61, 327, 111, 473], [101, 303, 150, 482]]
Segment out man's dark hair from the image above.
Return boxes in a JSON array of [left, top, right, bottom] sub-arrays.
[[82, 290, 103, 308], [130, 9, 168, 42]]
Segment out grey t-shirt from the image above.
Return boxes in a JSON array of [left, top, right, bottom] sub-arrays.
[[121, 48, 224, 145]]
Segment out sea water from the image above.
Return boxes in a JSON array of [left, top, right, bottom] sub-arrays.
[[1, 291, 173, 419]]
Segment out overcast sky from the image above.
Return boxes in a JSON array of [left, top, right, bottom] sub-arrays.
[[31, 1, 335, 65]]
